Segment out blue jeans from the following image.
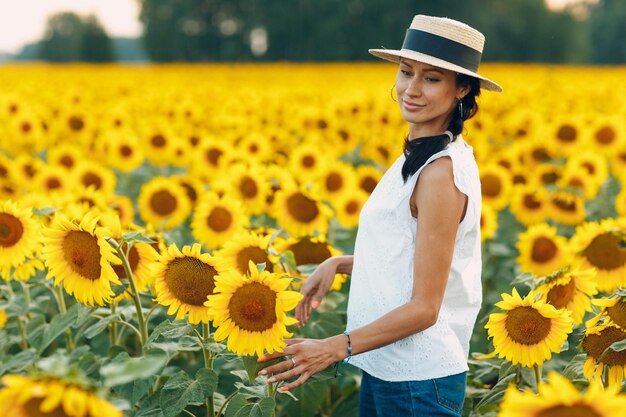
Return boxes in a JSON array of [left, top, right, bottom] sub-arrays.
[[359, 371, 467, 417]]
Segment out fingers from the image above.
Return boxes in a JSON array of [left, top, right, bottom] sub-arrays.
[[259, 357, 296, 377], [279, 373, 310, 392]]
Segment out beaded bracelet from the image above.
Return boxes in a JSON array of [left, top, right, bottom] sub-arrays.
[[342, 330, 352, 364]]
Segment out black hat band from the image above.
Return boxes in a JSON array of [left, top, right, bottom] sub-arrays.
[[401, 29, 482, 73]]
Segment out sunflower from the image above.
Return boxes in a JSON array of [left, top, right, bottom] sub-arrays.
[[273, 235, 346, 291], [517, 223, 571, 277], [356, 165, 383, 194], [480, 164, 512, 211], [191, 191, 249, 249], [480, 203, 499, 241], [586, 115, 625, 157], [71, 162, 117, 195], [535, 261, 598, 325], [36, 164, 69, 195], [139, 125, 176, 167], [206, 260, 303, 356], [47, 143, 83, 170], [581, 324, 626, 387], [0, 374, 122, 417], [191, 137, 228, 179], [534, 163, 562, 188], [585, 297, 626, 329], [497, 371, 626, 417], [3, 257, 45, 282], [482, 287, 573, 367], [111, 241, 159, 295], [289, 142, 330, 182], [314, 161, 358, 201], [107, 195, 135, 228], [565, 151, 609, 188], [217, 162, 271, 216], [137, 176, 191, 230], [262, 164, 298, 209], [334, 189, 369, 229], [218, 231, 280, 275], [41, 212, 122, 306], [0, 200, 41, 269], [0, 309, 6, 328], [509, 185, 549, 226], [105, 132, 145, 173], [172, 174, 205, 207], [546, 190, 586, 226], [272, 183, 333, 237], [11, 154, 44, 187], [556, 167, 601, 200], [545, 117, 585, 157], [153, 243, 227, 324], [570, 218, 626, 293]]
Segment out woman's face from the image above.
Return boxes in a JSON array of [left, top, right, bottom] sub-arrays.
[[395, 58, 469, 136]]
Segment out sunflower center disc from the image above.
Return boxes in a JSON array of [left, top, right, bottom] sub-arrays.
[[164, 257, 217, 306], [346, 201, 359, 214], [531, 237, 558, 263], [63, 231, 102, 280], [523, 194, 542, 209], [26, 398, 71, 417], [207, 207, 232, 232], [228, 282, 277, 332], [582, 326, 626, 366], [288, 240, 331, 266], [236, 247, 273, 274], [481, 174, 501, 197], [360, 177, 377, 193], [0, 213, 24, 247], [607, 300, 626, 328], [596, 126, 615, 144], [150, 190, 178, 216], [240, 176, 258, 198], [546, 279, 576, 309], [326, 173, 343, 192], [82, 173, 103, 190], [505, 306, 551, 345], [584, 233, 626, 270], [557, 125, 577, 142], [537, 404, 601, 417], [286, 193, 319, 223], [552, 196, 576, 212]]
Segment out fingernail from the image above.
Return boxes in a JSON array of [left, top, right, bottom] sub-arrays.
[[280, 387, 289, 392], [258, 370, 267, 376], [311, 301, 319, 309], [257, 356, 266, 363], [267, 377, 276, 383]]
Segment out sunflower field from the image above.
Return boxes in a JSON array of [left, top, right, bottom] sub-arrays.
[[2, 63, 626, 417]]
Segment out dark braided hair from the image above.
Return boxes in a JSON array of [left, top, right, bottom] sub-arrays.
[[401, 74, 481, 183]]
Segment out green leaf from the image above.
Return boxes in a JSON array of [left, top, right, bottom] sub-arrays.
[[241, 355, 279, 384], [224, 393, 249, 417], [122, 231, 155, 244], [599, 338, 626, 361], [27, 303, 80, 354], [83, 313, 120, 339], [32, 207, 58, 216], [256, 262, 266, 273], [301, 311, 344, 339], [147, 319, 194, 343], [233, 397, 275, 417], [296, 264, 318, 276], [101, 349, 169, 386], [283, 380, 327, 417], [0, 348, 37, 375], [474, 373, 515, 410], [159, 368, 218, 417]]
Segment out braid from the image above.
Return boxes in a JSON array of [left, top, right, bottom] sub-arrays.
[[401, 74, 481, 183]]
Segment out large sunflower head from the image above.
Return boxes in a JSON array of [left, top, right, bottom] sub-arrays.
[[153, 243, 226, 324], [41, 212, 122, 306], [191, 191, 249, 249], [536, 261, 598, 325], [585, 297, 626, 330], [570, 218, 626, 293], [271, 183, 333, 238], [480, 164, 512, 211], [497, 371, 626, 417], [0, 374, 122, 417], [0, 200, 41, 269], [218, 231, 279, 275], [581, 323, 626, 388], [516, 223, 571, 277], [206, 260, 303, 357], [483, 287, 573, 368]]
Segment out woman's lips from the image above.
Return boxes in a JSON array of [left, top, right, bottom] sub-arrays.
[[403, 100, 425, 111]]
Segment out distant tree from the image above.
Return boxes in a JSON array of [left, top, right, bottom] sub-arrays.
[[80, 15, 114, 62], [39, 12, 84, 61], [588, 0, 626, 63]]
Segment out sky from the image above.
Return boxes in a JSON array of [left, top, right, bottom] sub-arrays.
[[0, 0, 594, 54]]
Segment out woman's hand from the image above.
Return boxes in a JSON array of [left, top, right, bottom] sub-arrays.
[[257, 336, 345, 392], [296, 258, 339, 326]]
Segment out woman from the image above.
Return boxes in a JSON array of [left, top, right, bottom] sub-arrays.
[[258, 15, 502, 416]]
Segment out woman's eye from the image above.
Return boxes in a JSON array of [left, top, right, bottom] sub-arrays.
[[425, 77, 440, 82], [401, 69, 412, 76]]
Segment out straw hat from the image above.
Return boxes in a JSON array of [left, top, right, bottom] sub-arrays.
[[369, 15, 502, 92]]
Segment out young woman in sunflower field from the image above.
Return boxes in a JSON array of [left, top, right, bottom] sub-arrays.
[[257, 15, 502, 416]]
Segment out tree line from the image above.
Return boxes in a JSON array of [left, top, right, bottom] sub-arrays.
[[16, 0, 626, 64]]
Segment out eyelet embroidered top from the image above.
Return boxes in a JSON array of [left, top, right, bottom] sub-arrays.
[[345, 134, 482, 382]]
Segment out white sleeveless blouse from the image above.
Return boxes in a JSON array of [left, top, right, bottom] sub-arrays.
[[346, 135, 483, 382]]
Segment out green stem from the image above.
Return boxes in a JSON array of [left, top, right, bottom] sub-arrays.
[[533, 364, 542, 393], [55, 285, 74, 353], [114, 320, 142, 342], [110, 301, 118, 348], [18, 281, 32, 320], [4, 284, 28, 349], [202, 323, 214, 417], [106, 238, 148, 350]]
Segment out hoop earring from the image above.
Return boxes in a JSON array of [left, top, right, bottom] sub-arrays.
[[390, 84, 398, 103], [458, 100, 464, 117]]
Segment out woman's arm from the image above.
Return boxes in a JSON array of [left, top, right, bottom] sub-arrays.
[[260, 157, 467, 391]]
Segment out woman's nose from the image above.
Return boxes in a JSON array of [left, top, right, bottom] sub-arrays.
[[405, 78, 422, 96]]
